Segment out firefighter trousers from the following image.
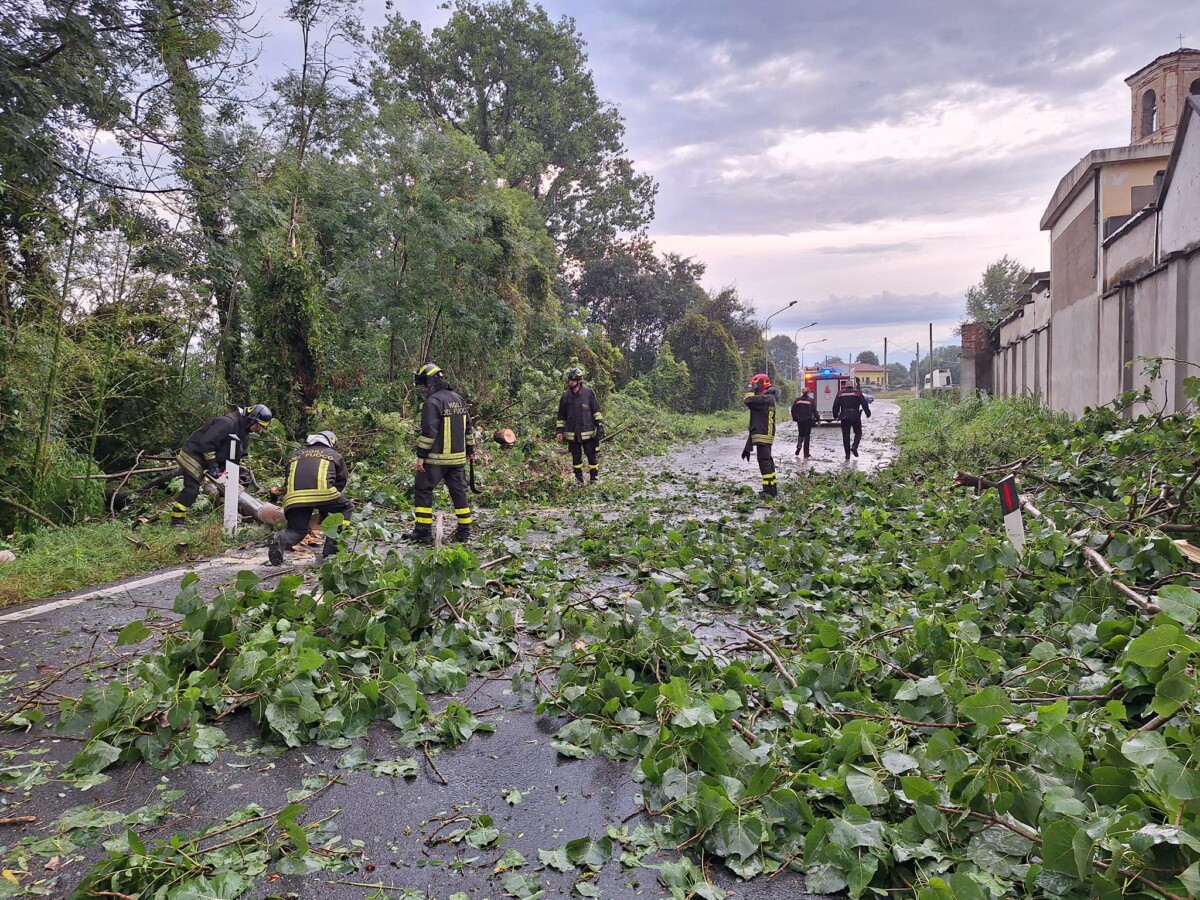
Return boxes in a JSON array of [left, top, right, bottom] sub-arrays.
[[795, 424, 812, 457], [756, 443, 777, 493], [840, 418, 863, 455], [413, 464, 472, 533], [278, 496, 354, 556], [569, 438, 599, 481]]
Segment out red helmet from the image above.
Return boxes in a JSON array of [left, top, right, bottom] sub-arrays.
[[748, 373, 771, 393]]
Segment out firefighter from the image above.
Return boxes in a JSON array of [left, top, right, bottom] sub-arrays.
[[555, 366, 605, 484], [832, 378, 872, 459], [741, 373, 779, 496], [170, 404, 273, 529], [269, 431, 352, 566], [406, 363, 476, 543], [791, 389, 815, 458]]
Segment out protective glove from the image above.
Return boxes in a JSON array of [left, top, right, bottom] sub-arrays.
[[596, 423, 606, 442], [204, 466, 221, 481], [741, 448, 752, 462], [239, 470, 253, 487]]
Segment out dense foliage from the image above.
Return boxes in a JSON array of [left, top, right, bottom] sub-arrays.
[[0, 0, 764, 534]]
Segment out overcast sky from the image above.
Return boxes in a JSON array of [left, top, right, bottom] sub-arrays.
[[257, 1, 1195, 366]]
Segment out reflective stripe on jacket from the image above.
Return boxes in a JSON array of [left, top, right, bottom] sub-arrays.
[[556, 386, 603, 441], [744, 387, 778, 445], [791, 397, 815, 424], [181, 412, 251, 468], [282, 446, 348, 511], [416, 387, 475, 466]]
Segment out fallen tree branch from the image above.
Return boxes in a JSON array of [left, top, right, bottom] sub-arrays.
[[0, 496, 54, 527], [730, 625, 798, 689], [954, 472, 1161, 615]]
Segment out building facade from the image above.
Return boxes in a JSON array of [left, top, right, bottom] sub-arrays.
[[972, 49, 1200, 417]]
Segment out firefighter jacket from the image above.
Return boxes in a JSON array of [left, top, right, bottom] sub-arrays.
[[416, 386, 475, 466], [832, 388, 872, 423], [744, 386, 779, 445], [181, 411, 253, 472], [791, 395, 815, 425], [556, 385, 604, 442], [282, 446, 348, 511]]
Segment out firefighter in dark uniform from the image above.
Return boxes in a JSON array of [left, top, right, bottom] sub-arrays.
[[832, 378, 871, 459], [791, 389, 815, 458], [406, 363, 476, 544], [555, 366, 605, 484], [171, 404, 273, 528], [268, 430, 352, 565], [741, 373, 779, 496]]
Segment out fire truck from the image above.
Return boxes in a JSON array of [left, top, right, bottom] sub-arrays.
[[803, 366, 858, 424]]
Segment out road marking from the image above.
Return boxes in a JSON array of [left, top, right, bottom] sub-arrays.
[[0, 556, 267, 623]]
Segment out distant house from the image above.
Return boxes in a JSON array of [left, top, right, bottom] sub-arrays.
[[849, 363, 886, 388]]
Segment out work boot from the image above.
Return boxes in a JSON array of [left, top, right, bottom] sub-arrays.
[[851, 448, 859, 457], [574, 473, 585, 485], [268, 544, 283, 566], [321, 538, 338, 558], [403, 527, 433, 545], [589, 472, 598, 484], [452, 525, 471, 543], [764, 483, 778, 498], [170, 517, 187, 530], [794, 446, 800, 456]]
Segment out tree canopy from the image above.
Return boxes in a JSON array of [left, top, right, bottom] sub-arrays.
[[963, 254, 1032, 329]]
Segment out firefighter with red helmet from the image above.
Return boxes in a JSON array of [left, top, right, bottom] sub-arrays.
[[741, 373, 779, 496]]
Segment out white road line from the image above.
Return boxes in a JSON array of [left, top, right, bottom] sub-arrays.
[[0, 556, 268, 623]]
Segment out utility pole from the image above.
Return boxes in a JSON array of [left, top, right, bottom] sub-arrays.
[[929, 322, 934, 389], [883, 338, 888, 391]]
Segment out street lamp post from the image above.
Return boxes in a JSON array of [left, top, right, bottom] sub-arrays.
[[761, 301, 797, 377], [800, 338, 826, 371], [792, 323, 818, 378]]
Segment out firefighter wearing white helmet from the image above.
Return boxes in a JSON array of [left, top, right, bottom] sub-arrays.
[[268, 429, 352, 565], [170, 403, 273, 529]]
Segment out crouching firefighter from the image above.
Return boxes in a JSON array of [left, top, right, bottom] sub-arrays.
[[555, 366, 604, 484], [406, 363, 476, 544], [742, 374, 780, 496], [269, 431, 352, 566], [171, 404, 273, 529]]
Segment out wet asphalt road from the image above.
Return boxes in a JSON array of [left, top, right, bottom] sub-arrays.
[[0, 411, 904, 898]]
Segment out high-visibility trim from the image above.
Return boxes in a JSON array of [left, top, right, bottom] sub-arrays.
[[283, 487, 340, 510], [573, 463, 583, 470], [456, 514, 473, 524], [455, 507, 471, 515], [414, 514, 433, 525], [414, 506, 433, 515], [416, 435, 435, 450], [588, 465, 598, 471], [427, 451, 467, 465], [555, 419, 566, 429]]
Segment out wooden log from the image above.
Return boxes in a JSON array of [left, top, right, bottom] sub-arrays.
[[493, 428, 517, 448]]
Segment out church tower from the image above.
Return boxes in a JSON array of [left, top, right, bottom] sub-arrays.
[[1126, 48, 1200, 145]]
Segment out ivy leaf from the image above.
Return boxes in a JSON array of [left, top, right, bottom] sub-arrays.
[[1155, 585, 1200, 626], [957, 686, 1014, 728], [565, 836, 613, 872]]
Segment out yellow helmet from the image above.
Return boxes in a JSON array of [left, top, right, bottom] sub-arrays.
[[414, 363, 443, 386]]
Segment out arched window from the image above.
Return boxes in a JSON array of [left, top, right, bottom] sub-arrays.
[[1141, 89, 1158, 136], [1191, 78, 1200, 94]]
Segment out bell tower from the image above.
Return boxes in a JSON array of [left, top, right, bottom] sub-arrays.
[[1126, 48, 1200, 146]]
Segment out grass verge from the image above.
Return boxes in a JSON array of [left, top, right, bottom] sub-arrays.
[[0, 521, 226, 609]]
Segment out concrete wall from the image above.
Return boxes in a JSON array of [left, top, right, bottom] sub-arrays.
[[1161, 109, 1200, 255], [1104, 211, 1157, 290], [993, 286, 1051, 402], [1050, 186, 1098, 311]]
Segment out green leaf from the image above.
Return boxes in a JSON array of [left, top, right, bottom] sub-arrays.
[[957, 686, 1014, 728], [115, 620, 151, 646], [1155, 585, 1200, 626], [565, 836, 613, 872], [1121, 731, 1170, 766], [538, 847, 574, 872], [1125, 623, 1189, 668], [1042, 819, 1084, 876]]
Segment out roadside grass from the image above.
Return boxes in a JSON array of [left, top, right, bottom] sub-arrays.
[[896, 392, 1071, 467], [0, 520, 226, 609]]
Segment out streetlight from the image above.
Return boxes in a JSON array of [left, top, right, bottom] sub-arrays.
[[761, 301, 797, 376], [800, 338, 826, 371], [792, 323, 818, 378]]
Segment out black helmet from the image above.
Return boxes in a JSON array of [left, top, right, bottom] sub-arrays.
[[565, 366, 585, 382], [414, 362, 443, 386], [247, 404, 273, 426]]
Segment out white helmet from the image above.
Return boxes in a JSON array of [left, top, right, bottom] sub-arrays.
[[305, 430, 337, 448]]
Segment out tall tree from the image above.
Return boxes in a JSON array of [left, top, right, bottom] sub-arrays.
[[767, 334, 798, 380], [575, 244, 705, 378], [963, 255, 1032, 329], [664, 312, 740, 413], [370, 0, 656, 260], [855, 350, 879, 365]]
